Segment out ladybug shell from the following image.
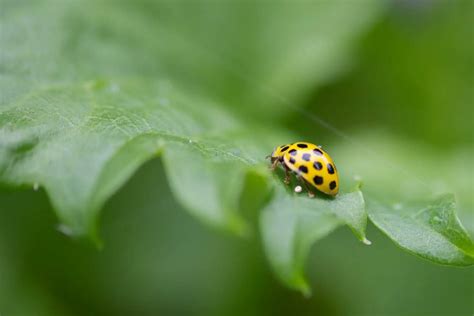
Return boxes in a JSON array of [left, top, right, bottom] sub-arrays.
[[283, 142, 339, 196]]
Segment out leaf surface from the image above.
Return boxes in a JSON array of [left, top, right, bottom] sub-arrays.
[[0, 0, 382, 239], [2, 0, 473, 296], [368, 195, 474, 266], [260, 183, 366, 295]]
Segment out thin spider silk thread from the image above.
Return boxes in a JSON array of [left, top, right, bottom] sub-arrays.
[[201, 47, 433, 193], [162, 24, 435, 194]]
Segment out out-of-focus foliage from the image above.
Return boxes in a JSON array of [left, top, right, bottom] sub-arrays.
[[1, 161, 473, 316], [299, 0, 474, 148], [1, 0, 473, 315]]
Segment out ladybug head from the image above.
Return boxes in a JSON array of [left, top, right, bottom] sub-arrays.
[[267, 144, 289, 162]]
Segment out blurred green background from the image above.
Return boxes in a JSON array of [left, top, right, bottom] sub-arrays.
[[1, 0, 473, 315]]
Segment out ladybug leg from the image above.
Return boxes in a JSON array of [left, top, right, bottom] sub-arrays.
[[283, 166, 291, 185], [270, 159, 280, 171], [297, 175, 315, 198]]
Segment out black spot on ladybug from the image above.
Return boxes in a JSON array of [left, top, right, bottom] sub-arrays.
[[330, 181, 337, 190], [313, 161, 322, 170], [313, 148, 323, 156], [327, 163, 335, 174], [289, 149, 297, 156], [298, 165, 308, 173], [289, 157, 296, 164], [302, 153, 311, 161], [281, 145, 289, 152], [313, 176, 323, 185], [297, 143, 308, 148]]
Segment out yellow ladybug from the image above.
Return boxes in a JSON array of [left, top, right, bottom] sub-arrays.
[[268, 142, 339, 197]]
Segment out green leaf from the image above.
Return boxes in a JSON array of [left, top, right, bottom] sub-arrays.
[[330, 183, 370, 244], [5, 0, 473, 295], [162, 141, 252, 236], [0, 81, 183, 238], [260, 182, 366, 296], [0, 0, 383, 240], [368, 195, 474, 266], [331, 132, 474, 266]]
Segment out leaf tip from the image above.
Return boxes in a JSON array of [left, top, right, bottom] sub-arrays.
[[227, 214, 251, 238], [293, 276, 312, 298], [352, 179, 364, 191], [362, 237, 372, 246], [55, 223, 103, 249], [302, 288, 312, 298], [56, 223, 76, 237]]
